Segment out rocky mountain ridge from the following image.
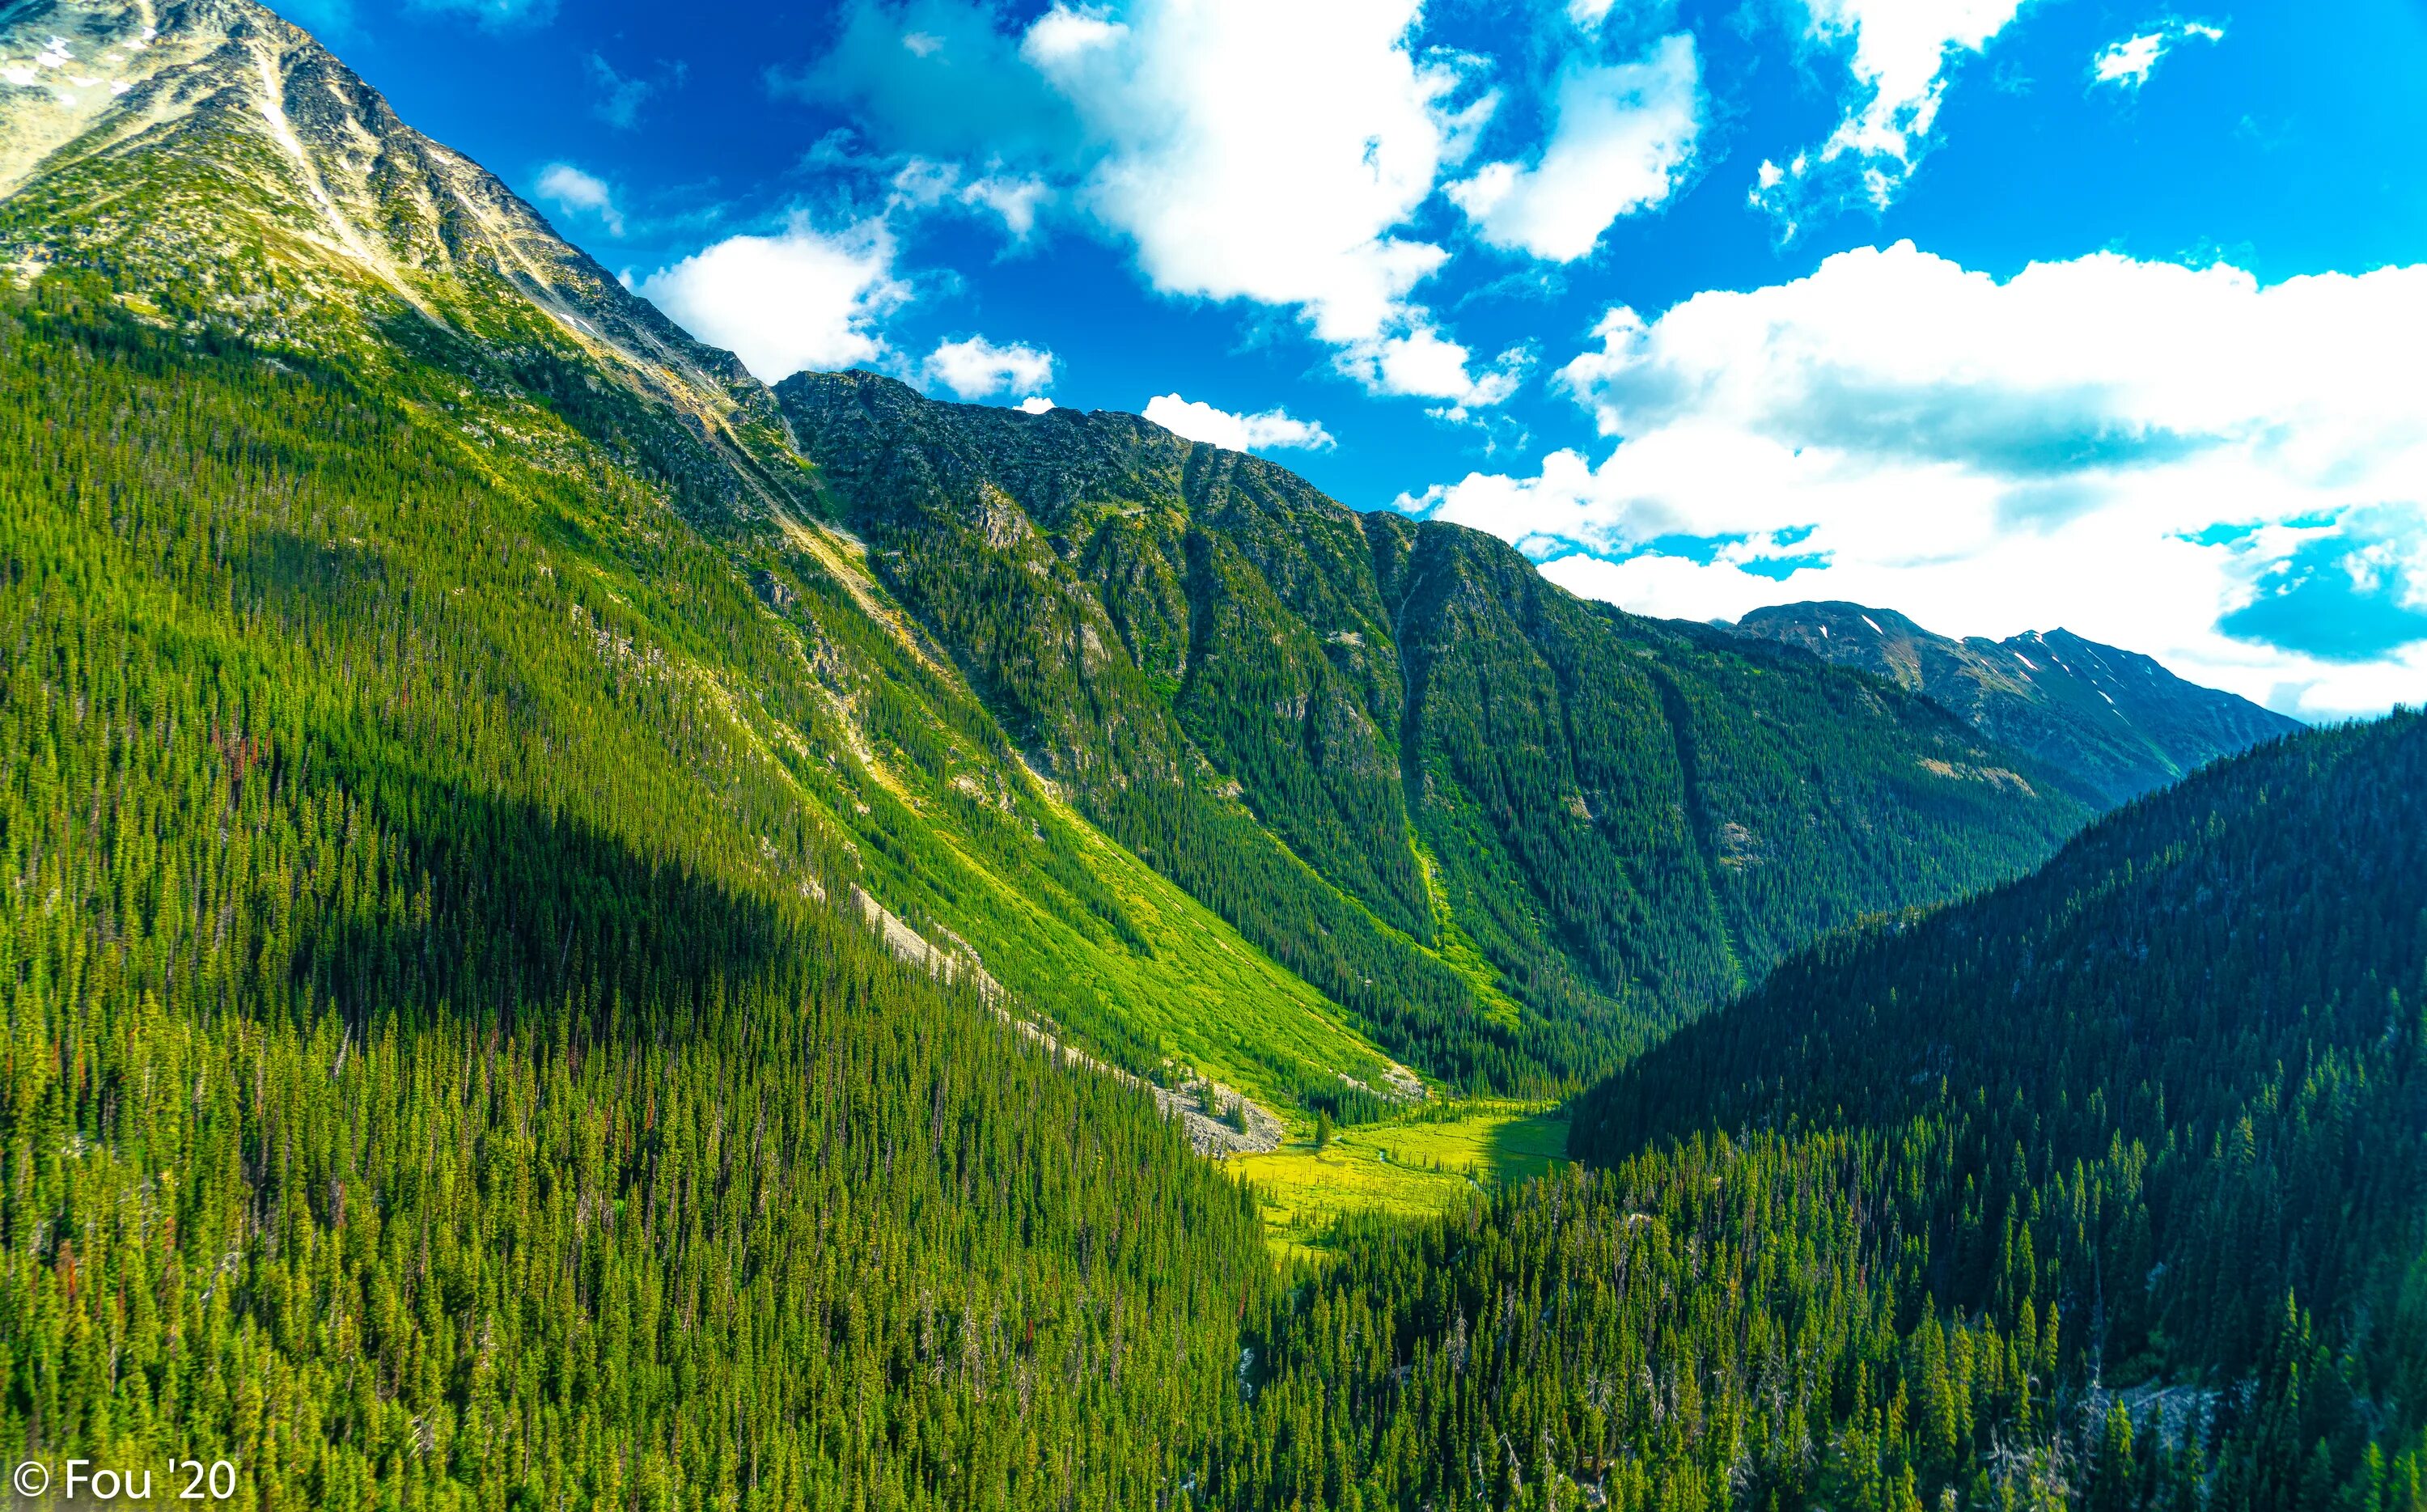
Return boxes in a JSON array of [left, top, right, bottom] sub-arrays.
[[777, 369, 2100, 1089], [1733, 600, 2304, 804]]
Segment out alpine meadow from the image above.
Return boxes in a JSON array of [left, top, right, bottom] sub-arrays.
[[0, 2, 2420, 1510]]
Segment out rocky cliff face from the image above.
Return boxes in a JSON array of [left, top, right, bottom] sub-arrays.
[[1734, 600, 2305, 805]]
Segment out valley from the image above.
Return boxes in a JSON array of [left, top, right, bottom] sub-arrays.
[[0, 2, 2416, 1508]]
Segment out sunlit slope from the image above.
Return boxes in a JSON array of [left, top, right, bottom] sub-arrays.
[[3, 273, 1402, 1110], [4, 0, 2085, 1115], [0, 277, 1294, 1507], [1230, 1100, 1572, 1261]]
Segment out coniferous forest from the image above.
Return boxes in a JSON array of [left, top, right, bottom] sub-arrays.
[[1215, 714, 2427, 1510], [0, 2, 2421, 1507]]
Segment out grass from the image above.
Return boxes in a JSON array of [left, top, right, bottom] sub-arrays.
[[864, 789, 1411, 1112], [1229, 1099, 1573, 1260]]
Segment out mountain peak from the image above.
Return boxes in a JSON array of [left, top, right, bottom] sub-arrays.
[[4, 0, 331, 202], [1, 0, 812, 519]]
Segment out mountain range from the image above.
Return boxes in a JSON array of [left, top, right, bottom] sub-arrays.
[[2, 2, 2417, 1506], [0, 0, 2103, 1108], [774, 368, 2098, 1091], [1734, 600, 2304, 805]]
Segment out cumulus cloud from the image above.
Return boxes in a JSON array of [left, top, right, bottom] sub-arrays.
[[809, 0, 1531, 407], [1029, 2, 1477, 358], [1399, 243, 2427, 718], [1018, 396, 1057, 414], [1337, 328, 1530, 409], [2091, 19, 2225, 91], [535, 163, 624, 236], [1144, 394, 1336, 454], [1449, 33, 1702, 263], [638, 215, 909, 383], [924, 335, 1056, 399], [1751, 0, 2028, 235]]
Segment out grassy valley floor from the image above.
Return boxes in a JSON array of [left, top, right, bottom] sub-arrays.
[[1230, 1100, 1572, 1260]]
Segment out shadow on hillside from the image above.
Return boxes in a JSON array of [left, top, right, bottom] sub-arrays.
[[239, 529, 390, 611], [1483, 1107, 1574, 1187], [286, 745, 811, 1048]]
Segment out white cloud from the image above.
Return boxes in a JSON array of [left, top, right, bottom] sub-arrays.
[[1751, 0, 2029, 233], [814, 0, 1528, 405], [638, 215, 909, 383], [534, 163, 624, 236], [1400, 243, 2427, 719], [1018, 396, 1057, 414], [924, 335, 1056, 399], [2092, 19, 2225, 91], [2091, 32, 2164, 87], [1338, 328, 1529, 407], [1144, 394, 1336, 454], [1449, 33, 1703, 263], [1028, 1, 1472, 348], [1021, 4, 1127, 64]]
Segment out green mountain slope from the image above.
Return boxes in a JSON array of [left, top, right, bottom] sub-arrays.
[[779, 371, 2097, 1091], [1214, 713, 2427, 1508], [0, 277, 1286, 1507], [1574, 710, 2427, 1418], [0, 0, 1433, 1125], [1735, 599, 2305, 805]]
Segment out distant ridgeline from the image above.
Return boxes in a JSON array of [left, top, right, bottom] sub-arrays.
[[1734, 601, 2305, 807], [3, 1, 2413, 1510]]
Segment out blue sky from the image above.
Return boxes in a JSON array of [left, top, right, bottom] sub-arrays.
[[271, 0, 2427, 717]]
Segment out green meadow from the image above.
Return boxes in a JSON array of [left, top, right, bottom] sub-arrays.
[[1230, 1100, 1573, 1260]]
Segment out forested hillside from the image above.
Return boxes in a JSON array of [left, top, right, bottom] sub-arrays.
[[0, 282, 1275, 1506], [781, 371, 2095, 1090], [0, 0, 2099, 1110], [0, 0, 1446, 1128], [1207, 714, 2427, 1509]]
